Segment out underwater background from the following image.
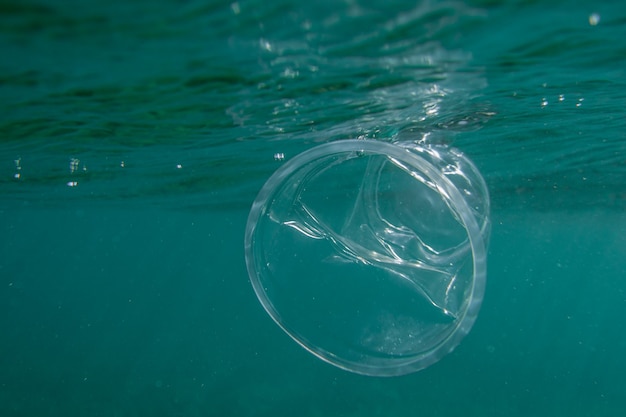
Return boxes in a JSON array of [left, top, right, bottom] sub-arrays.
[[1, 0, 625, 415]]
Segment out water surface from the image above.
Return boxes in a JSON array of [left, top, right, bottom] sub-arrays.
[[1, 0, 625, 416]]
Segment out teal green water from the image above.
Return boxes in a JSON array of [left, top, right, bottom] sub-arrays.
[[1, 0, 625, 415]]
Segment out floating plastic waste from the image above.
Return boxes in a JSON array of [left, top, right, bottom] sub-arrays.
[[245, 139, 490, 376]]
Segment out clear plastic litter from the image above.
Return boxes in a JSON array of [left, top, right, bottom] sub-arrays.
[[245, 139, 490, 376]]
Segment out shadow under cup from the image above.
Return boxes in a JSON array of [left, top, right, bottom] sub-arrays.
[[245, 139, 490, 376]]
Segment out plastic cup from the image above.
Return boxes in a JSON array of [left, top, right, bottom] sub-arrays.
[[245, 139, 490, 376]]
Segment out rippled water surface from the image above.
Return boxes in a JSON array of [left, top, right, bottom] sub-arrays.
[[1, 0, 625, 415]]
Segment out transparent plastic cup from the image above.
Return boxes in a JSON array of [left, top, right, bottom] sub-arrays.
[[245, 139, 490, 376]]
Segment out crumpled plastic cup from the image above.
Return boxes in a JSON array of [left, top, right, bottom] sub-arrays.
[[245, 139, 490, 376]]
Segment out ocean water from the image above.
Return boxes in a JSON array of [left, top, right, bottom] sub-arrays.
[[1, 0, 625, 415]]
